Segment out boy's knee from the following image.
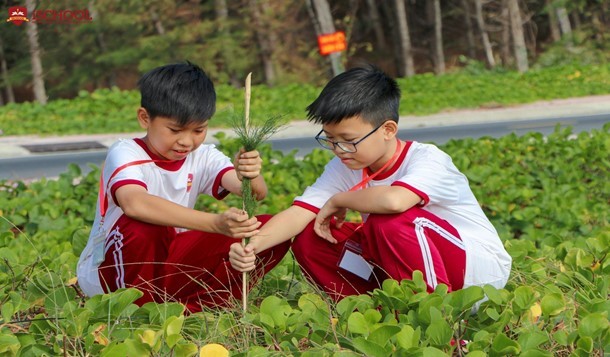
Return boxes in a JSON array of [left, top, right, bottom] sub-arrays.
[[365, 212, 404, 232], [112, 215, 174, 250], [365, 207, 429, 231], [116, 214, 167, 235], [364, 213, 390, 227], [291, 221, 316, 260]]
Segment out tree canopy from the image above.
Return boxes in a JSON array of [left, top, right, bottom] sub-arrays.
[[0, 0, 608, 104]]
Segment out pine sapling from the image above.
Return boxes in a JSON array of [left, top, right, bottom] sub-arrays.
[[232, 73, 283, 312]]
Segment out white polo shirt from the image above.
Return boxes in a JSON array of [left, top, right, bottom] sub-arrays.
[[294, 141, 512, 289], [77, 138, 234, 295]]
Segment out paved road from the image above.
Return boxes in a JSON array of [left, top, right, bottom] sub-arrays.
[[276, 113, 609, 154], [0, 113, 608, 181]]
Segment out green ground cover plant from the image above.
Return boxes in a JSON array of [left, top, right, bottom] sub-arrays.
[[0, 64, 609, 136], [0, 124, 609, 356]]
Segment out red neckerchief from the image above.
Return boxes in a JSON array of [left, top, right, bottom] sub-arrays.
[[349, 139, 402, 192]]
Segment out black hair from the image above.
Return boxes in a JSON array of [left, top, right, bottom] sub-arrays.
[[137, 61, 216, 126], [306, 65, 401, 126]]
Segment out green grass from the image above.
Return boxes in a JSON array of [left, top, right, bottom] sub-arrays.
[[0, 64, 608, 136]]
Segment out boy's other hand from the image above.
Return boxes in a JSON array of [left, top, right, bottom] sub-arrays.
[[228, 242, 256, 272], [234, 149, 262, 181], [216, 207, 262, 238], [314, 200, 346, 244]]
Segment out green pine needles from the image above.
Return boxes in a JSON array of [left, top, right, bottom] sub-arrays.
[[232, 114, 284, 217]]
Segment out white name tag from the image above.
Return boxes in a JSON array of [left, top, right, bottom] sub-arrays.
[[338, 240, 374, 280]]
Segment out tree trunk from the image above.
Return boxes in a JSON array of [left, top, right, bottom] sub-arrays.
[[150, 11, 165, 35], [250, 0, 276, 86], [460, 0, 476, 59], [214, 0, 228, 27], [556, 7, 572, 35], [508, 0, 528, 73], [25, 0, 47, 104], [0, 35, 15, 104], [394, 0, 415, 77], [546, 0, 561, 41], [345, 0, 360, 47], [474, 0, 495, 68], [569, 11, 580, 30], [426, 0, 445, 74], [215, 0, 240, 86], [89, 0, 116, 88], [310, 0, 344, 77], [365, 0, 386, 51], [500, 0, 511, 66], [591, 9, 604, 43], [379, 1, 403, 75]]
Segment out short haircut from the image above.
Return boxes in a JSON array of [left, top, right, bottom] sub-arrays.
[[306, 65, 401, 126], [138, 61, 216, 126]]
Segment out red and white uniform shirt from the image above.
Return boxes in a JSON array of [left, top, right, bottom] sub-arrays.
[[77, 138, 234, 295], [293, 141, 512, 289]]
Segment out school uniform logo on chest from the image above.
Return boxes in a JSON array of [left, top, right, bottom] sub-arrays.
[[186, 173, 193, 192]]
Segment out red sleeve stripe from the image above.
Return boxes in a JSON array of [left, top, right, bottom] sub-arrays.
[[392, 181, 429, 206], [213, 167, 234, 200], [292, 201, 320, 214], [110, 180, 147, 207]]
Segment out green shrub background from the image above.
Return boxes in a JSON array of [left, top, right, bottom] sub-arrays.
[[0, 64, 608, 136], [1, 122, 608, 355]]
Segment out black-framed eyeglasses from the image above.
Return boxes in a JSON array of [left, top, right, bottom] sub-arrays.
[[315, 123, 384, 153]]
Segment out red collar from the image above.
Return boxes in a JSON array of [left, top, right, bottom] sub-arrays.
[[350, 139, 410, 191], [368, 140, 411, 181], [134, 138, 186, 171]]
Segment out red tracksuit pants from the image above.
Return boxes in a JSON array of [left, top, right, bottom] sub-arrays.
[[292, 207, 466, 301], [97, 214, 290, 312]]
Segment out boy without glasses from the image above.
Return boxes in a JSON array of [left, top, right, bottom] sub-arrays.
[[230, 65, 512, 300], [77, 62, 289, 312]]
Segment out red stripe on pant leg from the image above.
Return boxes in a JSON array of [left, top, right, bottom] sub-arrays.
[[163, 215, 291, 312], [361, 207, 466, 292], [292, 221, 382, 301], [98, 215, 174, 305]]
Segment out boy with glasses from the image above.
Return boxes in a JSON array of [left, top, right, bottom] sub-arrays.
[[229, 65, 511, 301]]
